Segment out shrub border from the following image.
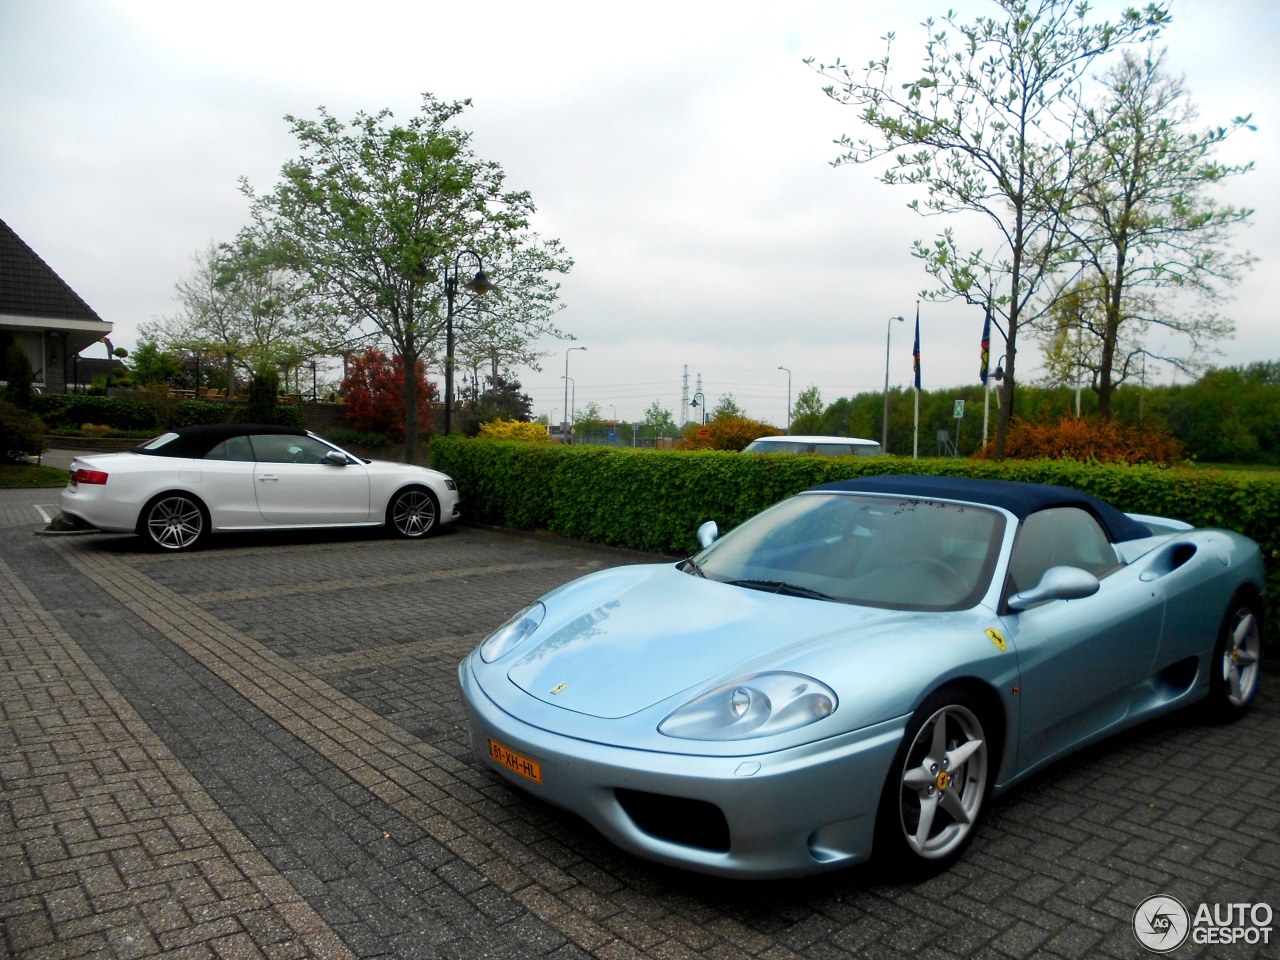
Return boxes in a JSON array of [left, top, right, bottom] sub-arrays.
[[431, 437, 1280, 633]]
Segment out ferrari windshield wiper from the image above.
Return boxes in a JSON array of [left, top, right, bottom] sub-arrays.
[[679, 557, 707, 578], [725, 579, 836, 601]]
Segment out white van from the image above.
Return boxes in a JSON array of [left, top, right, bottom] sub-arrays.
[[742, 435, 882, 456]]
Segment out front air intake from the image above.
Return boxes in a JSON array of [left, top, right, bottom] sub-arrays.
[[615, 789, 730, 852]]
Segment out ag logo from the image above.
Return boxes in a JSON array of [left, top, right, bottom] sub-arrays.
[[1133, 895, 1190, 953]]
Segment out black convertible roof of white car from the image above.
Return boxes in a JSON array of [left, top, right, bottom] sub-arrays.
[[133, 424, 307, 459], [811, 474, 1151, 543]]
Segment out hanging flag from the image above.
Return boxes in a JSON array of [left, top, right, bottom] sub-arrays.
[[912, 305, 921, 391], [979, 305, 991, 385]]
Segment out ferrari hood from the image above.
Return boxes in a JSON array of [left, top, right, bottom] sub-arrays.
[[505, 565, 910, 719]]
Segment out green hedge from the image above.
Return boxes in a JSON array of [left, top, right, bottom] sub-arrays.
[[32, 395, 302, 431], [32, 395, 160, 430], [431, 437, 1280, 616]]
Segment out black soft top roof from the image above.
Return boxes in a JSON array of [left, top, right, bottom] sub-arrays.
[[134, 424, 307, 460], [810, 474, 1152, 543]]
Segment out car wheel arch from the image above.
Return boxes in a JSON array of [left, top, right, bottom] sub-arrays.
[[913, 677, 1008, 780], [1202, 585, 1265, 722], [135, 489, 211, 532], [385, 484, 440, 538], [136, 490, 212, 551]]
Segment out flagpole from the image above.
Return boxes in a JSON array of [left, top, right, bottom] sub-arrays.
[[912, 302, 921, 460], [983, 385, 990, 449], [913, 388, 919, 460], [980, 299, 992, 452]]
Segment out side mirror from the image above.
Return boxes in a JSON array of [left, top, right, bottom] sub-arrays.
[[1008, 565, 1100, 611], [696, 520, 719, 549], [324, 450, 349, 466]]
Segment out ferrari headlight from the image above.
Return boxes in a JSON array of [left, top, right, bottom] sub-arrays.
[[658, 672, 837, 741], [479, 602, 545, 662]]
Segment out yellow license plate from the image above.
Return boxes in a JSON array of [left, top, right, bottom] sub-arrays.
[[488, 738, 542, 784]]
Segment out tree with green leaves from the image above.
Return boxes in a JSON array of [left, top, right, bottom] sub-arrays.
[[143, 240, 357, 386], [1040, 49, 1255, 416], [573, 401, 605, 437], [463, 375, 534, 435], [642, 400, 677, 440], [809, 0, 1167, 457], [710, 393, 744, 421], [242, 94, 570, 462], [455, 230, 572, 381], [127, 341, 184, 387], [790, 385, 825, 434]]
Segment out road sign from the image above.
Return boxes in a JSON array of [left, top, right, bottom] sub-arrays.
[[953, 399, 966, 419], [696, 427, 711, 440]]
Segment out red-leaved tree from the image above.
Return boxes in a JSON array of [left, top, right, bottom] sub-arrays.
[[342, 349, 438, 442]]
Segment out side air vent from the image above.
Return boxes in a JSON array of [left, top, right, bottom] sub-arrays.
[[1140, 542, 1197, 582]]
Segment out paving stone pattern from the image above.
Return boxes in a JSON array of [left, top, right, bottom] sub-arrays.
[[1, 489, 1277, 959]]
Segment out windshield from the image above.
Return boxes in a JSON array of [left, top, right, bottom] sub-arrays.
[[693, 493, 1005, 611]]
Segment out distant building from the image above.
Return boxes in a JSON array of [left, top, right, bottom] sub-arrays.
[[0, 217, 114, 393]]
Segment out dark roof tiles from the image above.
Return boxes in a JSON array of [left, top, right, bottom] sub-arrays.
[[0, 217, 106, 323]]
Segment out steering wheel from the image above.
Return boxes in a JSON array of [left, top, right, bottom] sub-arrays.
[[917, 558, 968, 595]]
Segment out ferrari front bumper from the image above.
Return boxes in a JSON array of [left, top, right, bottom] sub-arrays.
[[459, 656, 908, 878]]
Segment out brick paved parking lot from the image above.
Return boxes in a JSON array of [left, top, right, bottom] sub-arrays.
[[1, 487, 1277, 959]]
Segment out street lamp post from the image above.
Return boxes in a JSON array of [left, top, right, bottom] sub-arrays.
[[777, 366, 791, 434], [882, 315, 905, 453], [443, 250, 497, 436], [563, 346, 586, 443], [690, 390, 706, 426]]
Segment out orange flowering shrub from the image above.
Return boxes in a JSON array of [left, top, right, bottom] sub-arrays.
[[676, 416, 781, 452], [974, 416, 1182, 464]]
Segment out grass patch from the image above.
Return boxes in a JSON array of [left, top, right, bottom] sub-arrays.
[[0, 462, 70, 488]]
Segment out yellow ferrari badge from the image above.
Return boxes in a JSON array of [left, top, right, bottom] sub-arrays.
[[985, 628, 1007, 652]]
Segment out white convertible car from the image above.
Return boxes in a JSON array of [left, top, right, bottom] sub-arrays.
[[60, 423, 460, 551]]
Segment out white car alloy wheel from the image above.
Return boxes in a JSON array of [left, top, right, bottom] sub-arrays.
[[389, 488, 438, 538], [144, 494, 206, 551]]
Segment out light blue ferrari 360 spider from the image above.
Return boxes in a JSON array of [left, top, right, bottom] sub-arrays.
[[458, 475, 1265, 878]]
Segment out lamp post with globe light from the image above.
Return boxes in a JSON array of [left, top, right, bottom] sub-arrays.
[[442, 250, 497, 435], [563, 346, 586, 442]]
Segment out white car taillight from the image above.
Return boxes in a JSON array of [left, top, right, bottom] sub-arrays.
[[72, 468, 109, 485]]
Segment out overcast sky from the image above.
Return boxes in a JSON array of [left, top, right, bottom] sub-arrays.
[[1, 0, 1275, 429]]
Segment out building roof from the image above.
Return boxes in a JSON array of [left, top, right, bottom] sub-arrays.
[[0, 217, 105, 323], [810, 474, 1153, 543]]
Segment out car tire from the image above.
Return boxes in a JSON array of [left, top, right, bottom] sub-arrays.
[[387, 487, 439, 539], [1203, 593, 1263, 723], [874, 686, 992, 877], [139, 493, 208, 552]]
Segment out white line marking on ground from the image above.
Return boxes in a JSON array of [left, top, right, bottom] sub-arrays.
[[34, 504, 53, 523]]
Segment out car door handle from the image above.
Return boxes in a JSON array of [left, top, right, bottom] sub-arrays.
[[258, 475, 278, 482]]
